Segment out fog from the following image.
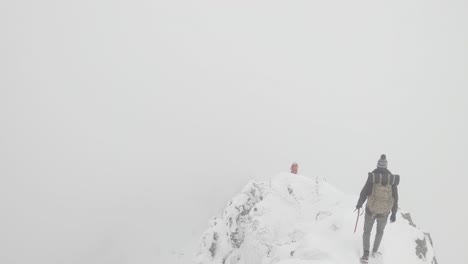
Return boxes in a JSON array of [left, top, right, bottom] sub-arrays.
[[1, 0, 467, 263]]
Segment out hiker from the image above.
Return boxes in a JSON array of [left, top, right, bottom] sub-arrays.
[[290, 162, 298, 174], [356, 154, 399, 263]]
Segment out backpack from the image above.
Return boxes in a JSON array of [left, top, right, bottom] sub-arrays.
[[366, 173, 400, 215]]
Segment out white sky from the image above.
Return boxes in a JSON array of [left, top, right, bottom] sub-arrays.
[[1, 0, 467, 263]]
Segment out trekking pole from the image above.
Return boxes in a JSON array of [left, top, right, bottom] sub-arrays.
[[354, 208, 361, 234]]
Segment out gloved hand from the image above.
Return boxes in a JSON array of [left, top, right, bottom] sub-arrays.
[[355, 205, 362, 210], [390, 213, 396, 223]]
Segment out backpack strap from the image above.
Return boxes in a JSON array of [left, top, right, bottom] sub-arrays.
[[389, 175, 393, 185]]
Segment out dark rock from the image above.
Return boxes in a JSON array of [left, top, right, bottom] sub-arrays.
[[401, 212, 438, 264], [230, 228, 244, 248], [415, 233, 438, 264], [401, 212, 417, 227], [415, 237, 427, 259], [209, 232, 219, 258]]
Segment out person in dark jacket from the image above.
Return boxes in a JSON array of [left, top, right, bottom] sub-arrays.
[[356, 154, 399, 263]]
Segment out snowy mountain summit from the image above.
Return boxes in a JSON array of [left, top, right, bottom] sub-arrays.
[[196, 173, 438, 264]]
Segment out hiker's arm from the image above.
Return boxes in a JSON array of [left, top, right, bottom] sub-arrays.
[[356, 177, 372, 208], [391, 185, 399, 216]]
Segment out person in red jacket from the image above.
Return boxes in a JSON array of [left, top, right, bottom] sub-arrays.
[[290, 162, 298, 174]]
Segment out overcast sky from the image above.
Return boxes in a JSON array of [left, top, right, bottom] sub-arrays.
[[1, 0, 467, 263]]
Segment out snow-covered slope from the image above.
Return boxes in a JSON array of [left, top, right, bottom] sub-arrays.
[[195, 173, 437, 264]]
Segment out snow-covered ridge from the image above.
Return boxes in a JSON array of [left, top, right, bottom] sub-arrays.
[[195, 173, 438, 264]]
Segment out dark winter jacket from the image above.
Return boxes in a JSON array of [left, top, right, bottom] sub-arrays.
[[356, 167, 399, 216]]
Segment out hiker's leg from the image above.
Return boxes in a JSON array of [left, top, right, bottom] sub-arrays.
[[373, 214, 389, 252], [362, 211, 375, 256]]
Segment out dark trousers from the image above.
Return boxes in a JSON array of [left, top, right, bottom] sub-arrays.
[[363, 210, 389, 255]]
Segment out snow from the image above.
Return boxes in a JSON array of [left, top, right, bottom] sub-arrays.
[[195, 173, 437, 264]]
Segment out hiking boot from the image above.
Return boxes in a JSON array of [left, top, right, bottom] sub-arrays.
[[371, 251, 382, 258], [360, 255, 369, 264]]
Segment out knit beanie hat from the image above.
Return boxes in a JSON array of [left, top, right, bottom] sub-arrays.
[[377, 154, 388, 168]]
